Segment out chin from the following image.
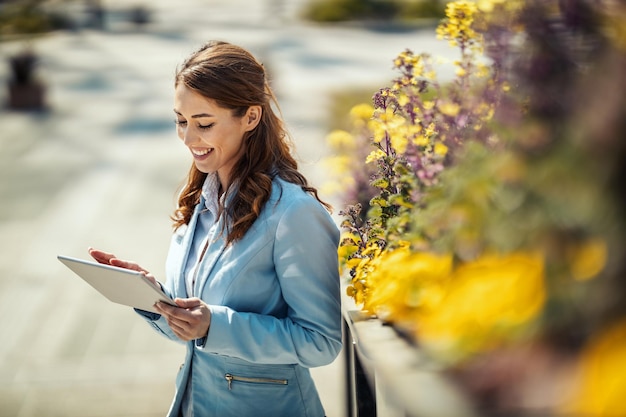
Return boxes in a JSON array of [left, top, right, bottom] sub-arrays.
[[193, 163, 215, 174]]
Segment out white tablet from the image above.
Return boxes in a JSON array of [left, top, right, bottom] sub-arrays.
[[58, 255, 176, 314]]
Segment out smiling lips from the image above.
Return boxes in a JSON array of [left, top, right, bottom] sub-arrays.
[[192, 148, 213, 157]]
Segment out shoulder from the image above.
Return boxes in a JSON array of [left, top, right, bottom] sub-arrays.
[[267, 178, 325, 215], [265, 178, 338, 237]]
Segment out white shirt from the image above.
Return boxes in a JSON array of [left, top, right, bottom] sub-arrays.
[[183, 173, 223, 297]]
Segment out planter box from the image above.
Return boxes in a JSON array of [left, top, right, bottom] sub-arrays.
[[342, 293, 476, 417]]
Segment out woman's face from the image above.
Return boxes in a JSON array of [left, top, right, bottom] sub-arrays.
[[174, 84, 260, 189]]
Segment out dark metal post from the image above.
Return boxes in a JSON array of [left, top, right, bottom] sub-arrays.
[[344, 318, 377, 417]]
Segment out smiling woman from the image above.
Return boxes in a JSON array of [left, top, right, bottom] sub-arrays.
[[173, 85, 260, 188], [88, 40, 342, 417]]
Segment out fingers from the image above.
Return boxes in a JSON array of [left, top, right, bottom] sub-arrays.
[[174, 297, 202, 309], [88, 247, 117, 265], [164, 317, 189, 339], [155, 298, 211, 341], [156, 299, 199, 320], [87, 248, 135, 270], [108, 259, 157, 287], [109, 258, 144, 273], [87, 247, 151, 275], [141, 273, 159, 288]]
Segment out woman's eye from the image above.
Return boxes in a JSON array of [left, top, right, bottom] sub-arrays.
[[175, 120, 187, 127], [198, 123, 215, 130]]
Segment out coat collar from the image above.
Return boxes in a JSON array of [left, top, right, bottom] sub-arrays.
[[177, 174, 231, 298]]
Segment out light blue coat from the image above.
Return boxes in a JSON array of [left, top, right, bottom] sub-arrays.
[[137, 178, 343, 417]]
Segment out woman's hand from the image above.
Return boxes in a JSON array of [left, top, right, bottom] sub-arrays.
[[88, 247, 159, 288], [155, 298, 212, 342]]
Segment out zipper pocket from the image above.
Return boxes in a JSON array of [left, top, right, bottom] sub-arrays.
[[224, 373, 288, 391]]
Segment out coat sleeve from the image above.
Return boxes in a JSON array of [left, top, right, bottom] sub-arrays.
[[134, 224, 191, 344], [134, 297, 188, 345], [201, 197, 343, 368]]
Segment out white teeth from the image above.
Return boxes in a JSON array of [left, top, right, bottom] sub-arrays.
[[192, 148, 212, 156]]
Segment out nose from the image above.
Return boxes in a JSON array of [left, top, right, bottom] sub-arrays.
[[181, 126, 196, 146]]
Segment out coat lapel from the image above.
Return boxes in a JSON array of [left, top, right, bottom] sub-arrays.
[[175, 199, 206, 298], [192, 215, 228, 298]]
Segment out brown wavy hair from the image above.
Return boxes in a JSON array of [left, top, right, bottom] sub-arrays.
[[172, 40, 330, 244]]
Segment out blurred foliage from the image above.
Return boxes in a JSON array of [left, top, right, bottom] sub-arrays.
[[327, 0, 626, 413], [0, 0, 72, 37], [401, 0, 446, 20], [321, 88, 381, 207], [0, 0, 52, 35], [303, 0, 445, 23], [326, 87, 378, 131]]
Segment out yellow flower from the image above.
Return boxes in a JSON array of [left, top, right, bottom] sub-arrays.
[[326, 129, 355, 151], [436, 1, 480, 46], [346, 257, 362, 270], [323, 155, 352, 176], [413, 63, 425, 79], [439, 102, 461, 117], [476, 0, 506, 13], [483, 107, 495, 122], [346, 285, 357, 298], [413, 135, 429, 147], [406, 124, 424, 147], [417, 252, 546, 359], [321, 180, 351, 198], [569, 238, 607, 281], [434, 142, 449, 156], [362, 241, 382, 257], [474, 101, 494, 122], [407, 123, 422, 136], [350, 103, 374, 123], [365, 149, 385, 164], [364, 248, 454, 320], [563, 319, 626, 417], [338, 241, 359, 269], [389, 130, 409, 154], [476, 62, 490, 78], [369, 120, 386, 143], [458, 252, 546, 324], [396, 240, 411, 249], [372, 107, 408, 152], [375, 107, 396, 124], [397, 92, 410, 107], [477, 0, 495, 13], [342, 231, 362, 245], [394, 49, 421, 69], [424, 122, 437, 137]]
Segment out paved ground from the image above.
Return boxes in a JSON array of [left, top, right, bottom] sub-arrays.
[[0, 1, 452, 416]]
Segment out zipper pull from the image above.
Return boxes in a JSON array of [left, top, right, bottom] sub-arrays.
[[225, 373, 233, 390]]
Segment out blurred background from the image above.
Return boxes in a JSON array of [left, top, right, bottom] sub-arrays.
[[0, 0, 455, 416]]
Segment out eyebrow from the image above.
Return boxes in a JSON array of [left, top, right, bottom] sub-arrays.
[[173, 110, 215, 118]]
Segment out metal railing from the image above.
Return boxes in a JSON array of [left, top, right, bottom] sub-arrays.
[[342, 303, 476, 417]]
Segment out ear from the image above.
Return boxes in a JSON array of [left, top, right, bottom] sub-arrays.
[[243, 105, 262, 132]]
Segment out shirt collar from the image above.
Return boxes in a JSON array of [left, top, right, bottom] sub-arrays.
[[200, 173, 239, 216], [201, 172, 222, 216]]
